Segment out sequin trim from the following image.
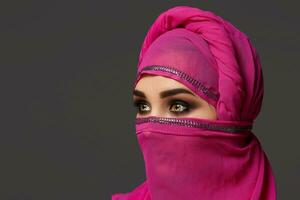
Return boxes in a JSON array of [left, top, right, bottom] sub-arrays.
[[136, 116, 252, 133], [137, 65, 219, 100]]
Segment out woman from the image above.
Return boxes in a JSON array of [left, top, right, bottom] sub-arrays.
[[112, 5, 277, 200]]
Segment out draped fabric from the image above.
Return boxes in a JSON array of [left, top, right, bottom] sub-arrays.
[[112, 5, 277, 200]]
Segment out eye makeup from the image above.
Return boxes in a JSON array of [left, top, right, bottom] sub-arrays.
[[133, 99, 151, 115], [168, 99, 193, 115], [133, 98, 199, 116]]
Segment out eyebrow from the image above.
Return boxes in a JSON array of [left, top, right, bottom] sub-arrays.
[[133, 88, 196, 98]]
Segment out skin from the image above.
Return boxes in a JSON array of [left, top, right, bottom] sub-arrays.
[[133, 74, 217, 120]]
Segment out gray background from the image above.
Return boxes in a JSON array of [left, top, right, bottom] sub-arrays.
[[0, 1, 299, 199]]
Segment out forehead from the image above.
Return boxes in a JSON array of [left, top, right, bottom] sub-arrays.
[[135, 75, 191, 91]]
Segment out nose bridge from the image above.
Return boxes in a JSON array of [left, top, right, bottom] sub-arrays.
[[148, 99, 166, 117], [150, 105, 163, 117]]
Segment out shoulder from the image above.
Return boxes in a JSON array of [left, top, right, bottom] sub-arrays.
[[111, 180, 149, 200]]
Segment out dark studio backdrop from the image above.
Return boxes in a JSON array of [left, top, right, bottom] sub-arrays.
[[0, 1, 299, 199]]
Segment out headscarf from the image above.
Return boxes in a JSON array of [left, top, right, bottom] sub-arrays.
[[112, 5, 277, 200]]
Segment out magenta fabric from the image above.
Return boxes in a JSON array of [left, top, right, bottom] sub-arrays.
[[112, 5, 277, 200], [135, 28, 220, 109]]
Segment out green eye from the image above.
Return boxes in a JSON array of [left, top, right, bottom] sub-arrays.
[[169, 101, 189, 113], [134, 100, 151, 114], [133, 99, 194, 116]]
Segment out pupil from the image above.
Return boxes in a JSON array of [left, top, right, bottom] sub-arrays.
[[175, 104, 183, 111], [142, 104, 148, 110]]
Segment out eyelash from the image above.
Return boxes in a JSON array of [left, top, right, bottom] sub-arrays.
[[133, 99, 193, 115]]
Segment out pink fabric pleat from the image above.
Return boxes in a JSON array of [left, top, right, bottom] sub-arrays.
[[112, 5, 277, 200]]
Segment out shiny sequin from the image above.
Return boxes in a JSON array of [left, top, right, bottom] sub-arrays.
[[136, 116, 253, 133], [137, 65, 219, 100]]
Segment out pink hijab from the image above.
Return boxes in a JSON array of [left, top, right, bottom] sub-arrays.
[[112, 5, 277, 200]]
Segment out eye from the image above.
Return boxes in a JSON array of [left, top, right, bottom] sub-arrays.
[[169, 100, 190, 114], [133, 100, 151, 114]]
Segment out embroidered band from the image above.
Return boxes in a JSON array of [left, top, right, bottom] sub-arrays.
[[137, 65, 219, 101], [136, 116, 253, 133]]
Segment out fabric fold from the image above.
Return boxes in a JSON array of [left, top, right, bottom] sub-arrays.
[[112, 5, 277, 200]]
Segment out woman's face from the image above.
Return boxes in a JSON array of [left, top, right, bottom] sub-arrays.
[[133, 75, 217, 120]]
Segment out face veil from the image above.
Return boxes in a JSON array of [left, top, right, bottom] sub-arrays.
[[112, 5, 277, 200]]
